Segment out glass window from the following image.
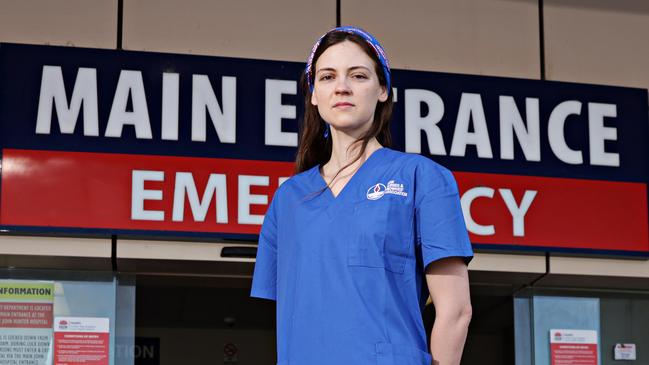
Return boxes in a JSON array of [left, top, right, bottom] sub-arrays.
[[515, 287, 649, 365], [0, 269, 135, 365]]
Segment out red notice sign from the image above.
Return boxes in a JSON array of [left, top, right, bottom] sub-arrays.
[[550, 329, 598, 365], [53, 317, 110, 365]]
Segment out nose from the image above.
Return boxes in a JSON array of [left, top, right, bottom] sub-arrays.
[[334, 75, 352, 94]]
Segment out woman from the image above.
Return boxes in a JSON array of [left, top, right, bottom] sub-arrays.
[[251, 26, 473, 365]]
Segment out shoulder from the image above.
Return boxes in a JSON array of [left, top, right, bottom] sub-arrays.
[[414, 154, 455, 186], [381, 149, 458, 198], [269, 165, 318, 205], [383, 148, 454, 182]]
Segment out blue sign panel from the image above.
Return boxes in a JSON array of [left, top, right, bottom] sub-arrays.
[[0, 43, 647, 255]]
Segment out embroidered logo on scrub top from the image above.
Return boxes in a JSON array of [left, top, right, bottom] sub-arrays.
[[366, 180, 408, 200], [366, 183, 387, 200]]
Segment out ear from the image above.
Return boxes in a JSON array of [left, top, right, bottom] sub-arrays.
[[378, 85, 388, 103], [311, 90, 318, 106]]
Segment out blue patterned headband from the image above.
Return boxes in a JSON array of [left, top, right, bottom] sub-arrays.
[[305, 26, 391, 94]]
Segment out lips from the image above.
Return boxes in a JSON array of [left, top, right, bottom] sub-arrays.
[[333, 102, 354, 108]]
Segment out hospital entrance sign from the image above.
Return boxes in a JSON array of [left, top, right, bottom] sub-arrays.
[[0, 43, 647, 256]]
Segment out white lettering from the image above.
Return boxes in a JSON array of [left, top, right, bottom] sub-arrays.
[[278, 177, 289, 186], [451, 93, 493, 158], [548, 100, 582, 164], [191, 75, 236, 143], [35, 66, 99, 136], [498, 189, 537, 237], [161, 73, 180, 140], [265, 79, 297, 146], [499, 96, 540, 161], [238, 175, 269, 225], [172, 172, 228, 223], [588, 102, 619, 166], [460, 186, 495, 235], [404, 89, 446, 155], [131, 170, 164, 221], [105, 70, 153, 138]]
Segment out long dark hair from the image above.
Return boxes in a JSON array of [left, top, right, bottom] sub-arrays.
[[295, 31, 393, 182]]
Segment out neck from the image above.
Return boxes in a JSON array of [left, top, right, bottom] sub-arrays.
[[324, 128, 382, 175]]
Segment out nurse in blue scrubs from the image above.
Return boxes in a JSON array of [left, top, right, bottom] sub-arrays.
[[251, 26, 474, 365]]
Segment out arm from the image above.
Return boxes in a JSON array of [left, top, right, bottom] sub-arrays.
[[250, 190, 280, 301], [425, 256, 472, 365]]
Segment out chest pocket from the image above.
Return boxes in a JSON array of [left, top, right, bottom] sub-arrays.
[[347, 196, 413, 274]]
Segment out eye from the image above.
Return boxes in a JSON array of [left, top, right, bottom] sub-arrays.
[[352, 73, 368, 79], [319, 74, 334, 81]]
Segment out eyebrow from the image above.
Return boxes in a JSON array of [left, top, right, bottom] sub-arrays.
[[315, 65, 372, 74]]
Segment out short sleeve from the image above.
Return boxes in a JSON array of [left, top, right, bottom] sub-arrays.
[[415, 160, 473, 269], [250, 191, 279, 301]]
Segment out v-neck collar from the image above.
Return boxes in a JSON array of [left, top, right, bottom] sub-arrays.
[[314, 147, 387, 201]]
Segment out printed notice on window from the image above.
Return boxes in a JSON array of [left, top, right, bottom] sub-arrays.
[[0, 281, 55, 365], [550, 329, 598, 365], [53, 317, 109, 365]]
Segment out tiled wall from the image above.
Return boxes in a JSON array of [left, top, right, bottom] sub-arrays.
[[342, 0, 540, 78], [2, 0, 647, 89], [544, 0, 649, 88], [0, 0, 117, 49]]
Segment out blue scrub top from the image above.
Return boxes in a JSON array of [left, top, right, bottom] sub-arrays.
[[250, 147, 473, 365]]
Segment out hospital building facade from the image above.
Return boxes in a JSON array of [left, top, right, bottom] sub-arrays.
[[0, 1, 648, 364]]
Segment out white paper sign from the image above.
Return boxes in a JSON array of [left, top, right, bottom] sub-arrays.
[[550, 329, 598, 344], [614, 343, 636, 360]]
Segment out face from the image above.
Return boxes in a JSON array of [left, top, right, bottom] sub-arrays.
[[311, 40, 388, 135]]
